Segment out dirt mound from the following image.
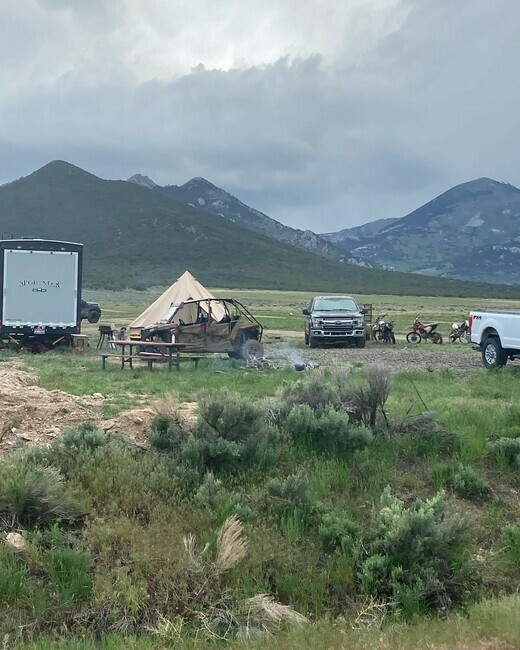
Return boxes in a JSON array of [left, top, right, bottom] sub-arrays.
[[0, 364, 193, 454]]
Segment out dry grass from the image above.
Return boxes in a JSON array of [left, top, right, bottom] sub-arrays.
[[215, 515, 249, 574], [245, 594, 308, 626]]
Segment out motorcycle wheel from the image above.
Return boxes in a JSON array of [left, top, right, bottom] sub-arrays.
[[406, 331, 421, 343], [449, 332, 457, 343], [431, 332, 443, 344], [373, 330, 383, 342]]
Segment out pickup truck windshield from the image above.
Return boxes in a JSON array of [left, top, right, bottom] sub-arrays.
[[312, 298, 358, 312]]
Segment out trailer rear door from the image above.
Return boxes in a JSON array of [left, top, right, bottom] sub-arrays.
[[2, 249, 79, 327]]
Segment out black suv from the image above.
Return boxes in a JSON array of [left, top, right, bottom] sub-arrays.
[[303, 295, 365, 348], [80, 299, 101, 324]]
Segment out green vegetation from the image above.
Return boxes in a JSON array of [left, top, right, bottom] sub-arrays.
[[1, 288, 520, 647], [0, 352, 519, 647]]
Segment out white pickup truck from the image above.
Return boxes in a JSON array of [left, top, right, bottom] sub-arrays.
[[468, 309, 520, 368]]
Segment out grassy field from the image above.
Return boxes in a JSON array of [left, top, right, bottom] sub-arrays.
[[84, 287, 520, 337], [1, 289, 520, 648]]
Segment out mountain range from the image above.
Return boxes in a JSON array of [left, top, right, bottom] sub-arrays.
[[1, 160, 516, 298], [322, 178, 520, 284], [129, 172, 520, 285]]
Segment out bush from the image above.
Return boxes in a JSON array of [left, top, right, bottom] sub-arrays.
[[284, 404, 372, 456], [319, 510, 359, 554], [359, 488, 474, 617], [501, 525, 520, 567], [431, 463, 490, 500], [346, 366, 393, 428], [278, 370, 343, 411], [149, 415, 183, 452], [42, 422, 108, 477], [181, 389, 276, 474], [267, 475, 314, 519], [452, 465, 490, 500], [0, 454, 82, 529], [395, 412, 457, 458], [491, 437, 520, 468]]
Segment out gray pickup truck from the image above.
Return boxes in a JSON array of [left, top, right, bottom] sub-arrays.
[[303, 295, 366, 348]]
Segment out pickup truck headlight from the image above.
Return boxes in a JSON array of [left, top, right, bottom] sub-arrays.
[[311, 317, 323, 327]]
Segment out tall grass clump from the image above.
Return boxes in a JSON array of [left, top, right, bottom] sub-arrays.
[[0, 454, 82, 529]]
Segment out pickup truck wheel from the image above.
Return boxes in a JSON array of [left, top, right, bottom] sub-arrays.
[[355, 337, 366, 349], [309, 335, 317, 348], [482, 337, 508, 368], [304, 331, 309, 345], [88, 310, 100, 324]]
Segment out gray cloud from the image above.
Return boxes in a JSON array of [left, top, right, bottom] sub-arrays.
[[0, 0, 519, 231]]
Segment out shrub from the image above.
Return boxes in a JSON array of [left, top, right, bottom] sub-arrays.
[[319, 510, 359, 554], [0, 454, 82, 529], [359, 488, 474, 617], [491, 437, 520, 468], [285, 404, 372, 456], [346, 366, 393, 428], [451, 465, 490, 500], [149, 415, 183, 452], [278, 370, 343, 411], [431, 463, 490, 500], [395, 412, 457, 458], [181, 389, 275, 474], [42, 422, 108, 477], [501, 525, 520, 567], [267, 475, 315, 521]]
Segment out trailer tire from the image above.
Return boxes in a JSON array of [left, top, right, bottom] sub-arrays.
[[482, 337, 508, 369]]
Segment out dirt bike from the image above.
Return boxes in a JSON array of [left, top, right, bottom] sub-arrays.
[[372, 315, 387, 342], [449, 317, 469, 343], [406, 317, 443, 344], [373, 315, 396, 344]]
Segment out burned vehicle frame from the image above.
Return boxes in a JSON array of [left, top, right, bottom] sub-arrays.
[[138, 297, 264, 359]]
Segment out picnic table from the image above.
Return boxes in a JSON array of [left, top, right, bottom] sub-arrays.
[[101, 339, 191, 371]]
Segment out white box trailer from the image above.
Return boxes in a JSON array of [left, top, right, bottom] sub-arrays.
[[0, 239, 83, 351]]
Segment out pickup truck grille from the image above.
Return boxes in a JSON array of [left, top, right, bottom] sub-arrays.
[[322, 318, 355, 331]]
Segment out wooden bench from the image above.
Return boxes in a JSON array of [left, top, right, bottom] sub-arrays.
[[100, 353, 203, 370], [137, 352, 203, 369]]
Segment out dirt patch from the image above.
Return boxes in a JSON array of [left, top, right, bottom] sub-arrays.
[[0, 363, 193, 454], [262, 337, 488, 373]]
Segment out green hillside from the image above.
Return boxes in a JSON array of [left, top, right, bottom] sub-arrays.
[[1, 161, 519, 298]]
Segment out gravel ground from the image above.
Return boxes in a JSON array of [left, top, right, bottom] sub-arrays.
[[262, 335, 512, 373]]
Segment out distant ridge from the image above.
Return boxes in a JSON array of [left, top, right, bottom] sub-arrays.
[[0, 161, 518, 297], [323, 177, 520, 283]]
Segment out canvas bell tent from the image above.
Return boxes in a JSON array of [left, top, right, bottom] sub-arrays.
[[128, 271, 226, 337]]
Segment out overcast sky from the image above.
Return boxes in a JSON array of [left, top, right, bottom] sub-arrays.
[[1, 0, 519, 231]]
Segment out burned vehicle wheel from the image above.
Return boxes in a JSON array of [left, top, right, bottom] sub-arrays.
[[240, 339, 264, 360]]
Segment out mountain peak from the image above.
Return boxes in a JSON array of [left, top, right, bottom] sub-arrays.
[[29, 160, 100, 182], [127, 174, 157, 189], [182, 177, 217, 190]]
